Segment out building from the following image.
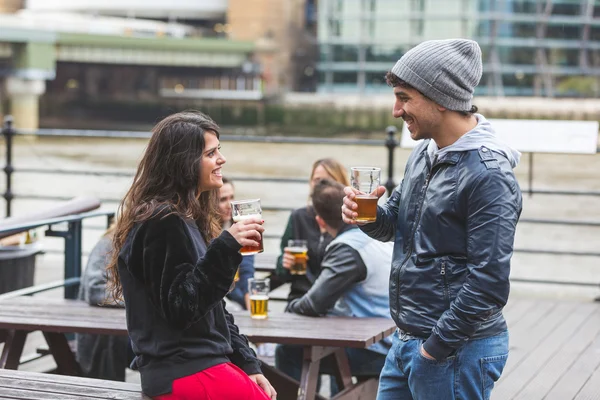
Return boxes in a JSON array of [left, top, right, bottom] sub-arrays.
[[317, 0, 600, 98], [0, 3, 261, 129]]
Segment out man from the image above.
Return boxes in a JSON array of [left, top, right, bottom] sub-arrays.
[[341, 39, 523, 400], [218, 177, 254, 310], [276, 179, 393, 393]]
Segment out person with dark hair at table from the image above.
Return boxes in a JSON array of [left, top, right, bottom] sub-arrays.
[[76, 223, 132, 381], [276, 178, 393, 394]]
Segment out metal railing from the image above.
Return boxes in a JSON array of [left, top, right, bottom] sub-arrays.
[[0, 210, 114, 299], [2, 115, 600, 290]]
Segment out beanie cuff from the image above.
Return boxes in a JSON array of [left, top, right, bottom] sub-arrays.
[[391, 61, 473, 111]]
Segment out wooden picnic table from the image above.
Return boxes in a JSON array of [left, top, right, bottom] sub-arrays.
[[0, 369, 148, 399], [0, 296, 395, 400]]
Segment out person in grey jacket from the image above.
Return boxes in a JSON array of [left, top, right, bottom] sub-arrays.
[[276, 179, 393, 395], [342, 39, 523, 400], [76, 224, 131, 381]]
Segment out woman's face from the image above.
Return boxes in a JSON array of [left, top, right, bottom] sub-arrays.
[[218, 183, 234, 223], [199, 132, 226, 193], [310, 165, 332, 190]]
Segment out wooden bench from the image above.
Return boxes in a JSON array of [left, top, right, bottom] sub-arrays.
[[0, 369, 148, 399]]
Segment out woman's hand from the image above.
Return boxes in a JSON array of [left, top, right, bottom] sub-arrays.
[[248, 374, 277, 399], [227, 217, 264, 249]]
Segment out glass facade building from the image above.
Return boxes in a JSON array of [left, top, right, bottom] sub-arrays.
[[317, 0, 600, 97]]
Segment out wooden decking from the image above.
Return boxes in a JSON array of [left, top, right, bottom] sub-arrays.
[[494, 297, 600, 400]]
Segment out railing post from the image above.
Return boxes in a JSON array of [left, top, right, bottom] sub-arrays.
[[2, 116, 15, 217], [384, 125, 399, 196], [46, 220, 83, 299]]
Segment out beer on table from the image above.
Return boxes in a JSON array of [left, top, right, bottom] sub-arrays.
[[350, 167, 381, 223], [248, 278, 270, 319], [231, 199, 264, 255], [286, 239, 308, 275]]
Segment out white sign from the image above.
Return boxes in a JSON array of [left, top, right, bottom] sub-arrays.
[[400, 119, 599, 154]]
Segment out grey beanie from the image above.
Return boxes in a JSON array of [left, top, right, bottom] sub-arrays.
[[391, 39, 482, 111]]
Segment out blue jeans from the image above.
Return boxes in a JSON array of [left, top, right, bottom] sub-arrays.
[[275, 344, 387, 395], [377, 330, 509, 400]]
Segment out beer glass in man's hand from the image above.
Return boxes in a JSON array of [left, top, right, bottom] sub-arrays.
[[231, 199, 264, 255], [350, 167, 381, 223], [248, 278, 270, 319], [284, 240, 308, 275]]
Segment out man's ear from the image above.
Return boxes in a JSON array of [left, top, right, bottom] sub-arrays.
[[315, 215, 327, 230]]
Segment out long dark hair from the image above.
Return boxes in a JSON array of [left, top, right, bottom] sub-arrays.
[[107, 111, 222, 302]]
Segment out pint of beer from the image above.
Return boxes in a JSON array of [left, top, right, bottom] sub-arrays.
[[286, 239, 308, 275], [248, 278, 270, 319], [355, 195, 378, 222], [231, 199, 264, 255], [350, 167, 381, 223]]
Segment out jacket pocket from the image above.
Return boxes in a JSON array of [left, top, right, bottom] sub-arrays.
[[480, 353, 508, 400]]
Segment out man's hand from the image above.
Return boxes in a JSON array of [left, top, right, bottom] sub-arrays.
[[420, 345, 436, 361], [281, 250, 296, 270], [342, 186, 386, 224], [249, 374, 277, 399]]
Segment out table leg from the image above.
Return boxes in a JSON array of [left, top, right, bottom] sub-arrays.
[[331, 348, 353, 391], [0, 330, 27, 369], [42, 332, 82, 376], [297, 346, 324, 400]]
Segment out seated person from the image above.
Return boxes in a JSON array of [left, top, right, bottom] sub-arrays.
[[76, 223, 132, 381], [275, 158, 350, 302], [219, 177, 254, 310], [275, 179, 393, 393]]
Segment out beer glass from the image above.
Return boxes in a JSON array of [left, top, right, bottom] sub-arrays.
[[350, 167, 381, 223], [286, 239, 308, 275], [231, 199, 264, 255], [248, 278, 270, 319], [234, 268, 240, 282]]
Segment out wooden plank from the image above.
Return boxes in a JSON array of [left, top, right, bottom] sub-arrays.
[[0, 377, 144, 399], [509, 302, 598, 400], [574, 361, 600, 400], [0, 369, 142, 392], [502, 298, 538, 329], [544, 305, 600, 400], [494, 301, 576, 399]]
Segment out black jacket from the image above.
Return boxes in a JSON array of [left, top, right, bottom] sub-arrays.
[[118, 211, 261, 396], [276, 206, 332, 301], [362, 140, 522, 360]]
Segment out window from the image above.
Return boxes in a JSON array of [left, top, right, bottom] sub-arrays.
[[333, 72, 358, 84]]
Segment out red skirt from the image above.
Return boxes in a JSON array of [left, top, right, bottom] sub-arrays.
[[153, 362, 271, 400]]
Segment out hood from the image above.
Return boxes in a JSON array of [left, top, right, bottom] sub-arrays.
[[427, 114, 521, 168]]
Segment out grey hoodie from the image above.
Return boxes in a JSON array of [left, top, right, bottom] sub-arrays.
[[427, 114, 521, 168]]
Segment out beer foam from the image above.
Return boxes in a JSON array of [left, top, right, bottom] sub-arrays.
[[287, 246, 307, 253], [249, 294, 269, 300], [356, 194, 378, 199], [233, 214, 261, 222]]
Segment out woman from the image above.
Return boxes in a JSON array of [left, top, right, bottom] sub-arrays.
[[106, 111, 276, 400], [219, 177, 254, 310], [275, 158, 350, 301]]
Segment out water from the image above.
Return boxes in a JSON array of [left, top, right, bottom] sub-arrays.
[[3, 135, 600, 300]]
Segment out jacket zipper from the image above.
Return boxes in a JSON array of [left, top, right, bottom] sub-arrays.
[[441, 261, 450, 308], [395, 155, 437, 315]]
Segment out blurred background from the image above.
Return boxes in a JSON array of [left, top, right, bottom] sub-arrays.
[[0, 0, 599, 300], [1, 0, 600, 132]]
